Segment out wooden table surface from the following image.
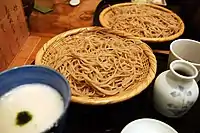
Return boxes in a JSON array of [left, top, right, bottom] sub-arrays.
[[30, 0, 101, 36]]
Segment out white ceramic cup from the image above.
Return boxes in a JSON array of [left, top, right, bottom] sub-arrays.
[[168, 39, 200, 82], [121, 118, 178, 133]]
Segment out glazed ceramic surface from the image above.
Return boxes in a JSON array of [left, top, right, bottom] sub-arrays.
[[168, 39, 200, 81], [154, 60, 199, 117], [121, 118, 178, 133]]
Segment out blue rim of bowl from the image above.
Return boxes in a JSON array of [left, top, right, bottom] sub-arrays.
[[0, 65, 71, 132]]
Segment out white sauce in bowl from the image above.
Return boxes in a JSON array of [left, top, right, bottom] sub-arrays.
[[0, 83, 64, 133]]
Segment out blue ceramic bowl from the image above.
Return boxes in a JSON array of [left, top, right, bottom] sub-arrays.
[[0, 65, 71, 133]]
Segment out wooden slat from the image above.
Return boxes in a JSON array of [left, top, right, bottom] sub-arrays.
[[153, 49, 170, 55], [8, 36, 41, 69]]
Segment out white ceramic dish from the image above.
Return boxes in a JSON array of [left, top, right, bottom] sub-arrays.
[[121, 118, 178, 133], [168, 39, 200, 81]]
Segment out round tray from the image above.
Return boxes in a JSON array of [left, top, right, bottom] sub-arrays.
[[35, 27, 157, 105], [99, 3, 185, 42]]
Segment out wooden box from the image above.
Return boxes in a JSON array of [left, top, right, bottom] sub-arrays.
[[0, 0, 29, 71]]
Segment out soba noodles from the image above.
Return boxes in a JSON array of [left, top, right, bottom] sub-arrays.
[[106, 4, 182, 38], [42, 29, 150, 97]]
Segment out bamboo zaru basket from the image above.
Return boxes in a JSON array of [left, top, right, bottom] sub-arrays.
[[35, 27, 157, 105], [100, 3, 185, 42]]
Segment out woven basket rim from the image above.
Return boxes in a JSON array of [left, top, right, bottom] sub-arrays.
[[99, 3, 185, 42], [35, 27, 157, 105]]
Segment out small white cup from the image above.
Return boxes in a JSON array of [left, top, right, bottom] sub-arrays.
[[168, 39, 200, 82], [121, 118, 178, 133]]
